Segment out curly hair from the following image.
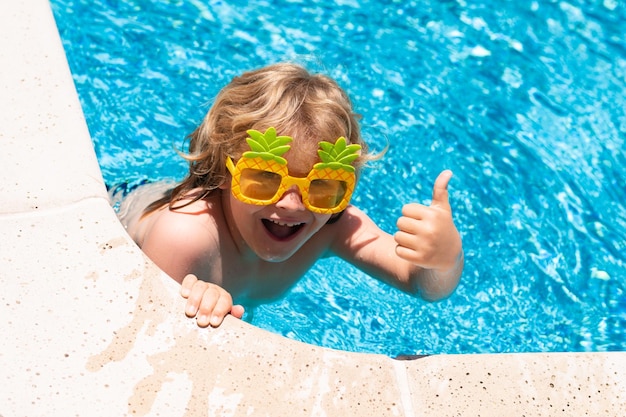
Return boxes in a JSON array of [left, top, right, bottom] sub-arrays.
[[143, 62, 372, 217]]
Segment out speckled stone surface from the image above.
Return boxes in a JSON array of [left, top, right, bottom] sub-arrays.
[[403, 352, 626, 416], [1, 1, 625, 416]]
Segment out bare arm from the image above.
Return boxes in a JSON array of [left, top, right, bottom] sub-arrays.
[[138, 204, 245, 326], [139, 206, 217, 284], [330, 170, 463, 301]]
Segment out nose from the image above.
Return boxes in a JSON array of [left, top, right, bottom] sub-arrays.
[[274, 186, 306, 211]]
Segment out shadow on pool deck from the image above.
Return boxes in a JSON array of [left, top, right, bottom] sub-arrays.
[[1, 1, 625, 415]]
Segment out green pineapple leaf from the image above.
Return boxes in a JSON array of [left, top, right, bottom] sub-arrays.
[[336, 152, 360, 165], [245, 138, 267, 153], [318, 142, 336, 155], [242, 127, 292, 165], [270, 145, 292, 156], [336, 144, 362, 160], [247, 129, 267, 144], [315, 137, 361, 173]]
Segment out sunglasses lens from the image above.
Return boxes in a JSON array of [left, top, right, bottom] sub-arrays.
[[239, 169, 282, 201], [308, 179, 347, 209]]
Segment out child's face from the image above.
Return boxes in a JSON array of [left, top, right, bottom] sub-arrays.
[[223, 150, 333, 262]]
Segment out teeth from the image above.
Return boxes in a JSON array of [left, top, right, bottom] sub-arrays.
[[269, 219, 302, 227]]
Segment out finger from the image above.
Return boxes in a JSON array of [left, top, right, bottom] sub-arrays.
[[396, 214, 424, 235], [194, 286, 223, 327], [400, 203, 427, 221], [209, 293, 235, 327], [394, 230, 418, 249], [231, 305, 245, 319], [431, 170, 452, 210], [394, 243, 421, 265], [184, 281, 211, 319], [180, 274, 199, 298]]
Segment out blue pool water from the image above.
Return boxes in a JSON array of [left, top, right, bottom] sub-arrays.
[[51, 0, 625, 356]]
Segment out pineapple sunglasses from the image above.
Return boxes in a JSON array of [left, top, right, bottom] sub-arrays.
[[225, 127, 361, 214]]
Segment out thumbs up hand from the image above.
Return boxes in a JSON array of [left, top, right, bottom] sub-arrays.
[[394, 170, 463, 273]]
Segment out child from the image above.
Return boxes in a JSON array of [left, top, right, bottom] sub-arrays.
[[117, 63, 464, 328]]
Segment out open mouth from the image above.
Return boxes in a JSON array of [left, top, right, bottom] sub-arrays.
[[262, 219, 305, 240]]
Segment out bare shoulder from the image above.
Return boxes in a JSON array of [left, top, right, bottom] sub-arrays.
[[137, 191, 224, 282], [329, 205, 383, 239], [141, 193, 220, 249], [117, 181, 174, 239], [327, 205, 394, 259]]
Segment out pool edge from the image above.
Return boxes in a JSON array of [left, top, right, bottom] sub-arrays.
[[1, 0, 624, 416]]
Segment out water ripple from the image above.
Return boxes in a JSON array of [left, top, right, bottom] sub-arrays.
[[51, 0, 626, 355]]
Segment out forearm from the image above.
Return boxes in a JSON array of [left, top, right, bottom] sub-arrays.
[[412, 249, 464, 302]]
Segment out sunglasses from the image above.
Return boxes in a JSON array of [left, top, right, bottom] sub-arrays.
[[226, 157, 356, 214], [225, 127, 361, 214]]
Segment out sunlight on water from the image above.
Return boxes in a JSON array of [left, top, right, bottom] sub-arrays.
[[52, 0, 625, 356]]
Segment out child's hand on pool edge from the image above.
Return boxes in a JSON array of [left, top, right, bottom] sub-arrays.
[[394, 170, 463, 274], [180, 274, 245, 328]]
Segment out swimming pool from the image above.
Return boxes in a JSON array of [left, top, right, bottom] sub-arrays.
[[51, 0, 625, 356]]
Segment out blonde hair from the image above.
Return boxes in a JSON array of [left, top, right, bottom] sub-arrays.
[[144, 62, 372, 216]]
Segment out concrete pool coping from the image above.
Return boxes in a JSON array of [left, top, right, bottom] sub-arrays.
[[1, 0, 624, 415]]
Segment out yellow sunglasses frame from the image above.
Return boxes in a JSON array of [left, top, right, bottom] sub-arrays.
[[226, 157, 356, 214]]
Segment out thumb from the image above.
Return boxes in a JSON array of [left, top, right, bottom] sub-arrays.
[[431, 170, 453, 209]]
